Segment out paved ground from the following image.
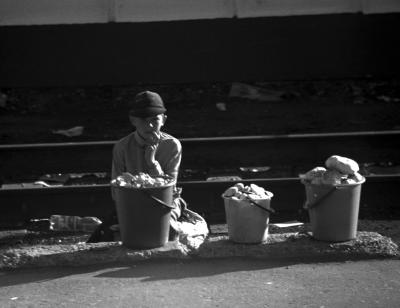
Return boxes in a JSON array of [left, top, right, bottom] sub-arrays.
[[1, 259, 399, 307], [0, 221, 399, 307]]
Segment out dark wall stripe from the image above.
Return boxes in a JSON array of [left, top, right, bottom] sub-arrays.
[[1, 13, 399, 87]]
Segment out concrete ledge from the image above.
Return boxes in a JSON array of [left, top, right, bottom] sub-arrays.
[[196, 232, 399, 261], [0, 241, 190, 270], [1, 231, 398, 270]]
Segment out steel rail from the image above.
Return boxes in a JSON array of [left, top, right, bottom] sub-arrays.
[[1, 130, 399, 183], [1, 130, 399, 149]]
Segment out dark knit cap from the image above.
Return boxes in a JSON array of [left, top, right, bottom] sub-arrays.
[[129, 91, 166, 117]]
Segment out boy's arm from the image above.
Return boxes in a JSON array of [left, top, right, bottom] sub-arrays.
[[147, 138, 181, 181], [145, 144, 164, 176], [162, 140, 182, 182]]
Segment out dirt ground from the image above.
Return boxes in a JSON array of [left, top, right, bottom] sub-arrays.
[[1, 79, 400, 144], [1, 220, 399, 249]]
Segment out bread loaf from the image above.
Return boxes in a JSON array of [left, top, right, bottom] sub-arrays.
[[325, 155, 359, 175]]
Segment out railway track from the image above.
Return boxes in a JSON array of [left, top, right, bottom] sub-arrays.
[[1, 130, 399, 182], [1, 175, 399, 228], [1, 130, 399, 226]]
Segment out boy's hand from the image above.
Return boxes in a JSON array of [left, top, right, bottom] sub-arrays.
[[144, 131, 160, 167], [145, 131, 161, 146], [144, 143, 158, 166]]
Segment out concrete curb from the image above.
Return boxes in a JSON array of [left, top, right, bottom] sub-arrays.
[[196, 232, 399, 260], [1, 231, 398, 270]]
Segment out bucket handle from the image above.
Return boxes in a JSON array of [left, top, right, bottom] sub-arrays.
[[304, 186, 346, 210], [141, 190, 177, 210], [247, 198, 275, 214]]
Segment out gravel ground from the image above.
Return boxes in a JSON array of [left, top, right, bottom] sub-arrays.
[[1, 220, 399, 249], [0, 220, 398, 270], [1, 79, 400, 144], [1, 227, 399, 270]]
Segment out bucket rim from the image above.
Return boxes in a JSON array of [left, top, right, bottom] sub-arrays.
[[221, 193, 273, 201], [302, 176, 366, 187], [111, 179, 176, 190]]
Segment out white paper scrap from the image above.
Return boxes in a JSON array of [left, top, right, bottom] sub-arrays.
[[271, 221, 304, 228]]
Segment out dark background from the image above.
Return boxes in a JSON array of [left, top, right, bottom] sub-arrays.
[[1, 14, 400, 87], [1, 13, 400, 145]]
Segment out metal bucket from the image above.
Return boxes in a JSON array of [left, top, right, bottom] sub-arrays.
[[113, 181, 176, 249], [304, 177, 365, 242], [222, 195, 274, 244]]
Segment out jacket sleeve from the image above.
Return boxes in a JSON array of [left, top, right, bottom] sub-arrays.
[[163, 139, 182, 182]]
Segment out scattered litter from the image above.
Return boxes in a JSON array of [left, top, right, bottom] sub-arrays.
[[0, 92, 7, 108], [1, 173, 111, 190], [50, 215, 102, 232], [350, 84, 365, 104], [33, 181, 55, 187], [1, 182, 59, 189], [39, 173, 70, 184], [229, 82, 284, 102], [350, 84, 363, 95], [215, 102, 227, 111], [10, 297, 18, 300], [69, 172, 107, 179], [240, 166, 271, 173], [180, 169, 208, 180], [52, 126, 84, 137], [271, 221, 304, 228], [353, 97, 365, 104], [206, 176, 242, 182], [377, 95, 400, 103], [361, 162, 400, 176]]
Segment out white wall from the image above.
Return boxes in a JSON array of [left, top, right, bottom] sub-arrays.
[[1, 0, 399, 26], [235, 0, 362, 18], [0, 0, 110, 25], [362, 0, 400, 14], [116, 0, 235, 22]]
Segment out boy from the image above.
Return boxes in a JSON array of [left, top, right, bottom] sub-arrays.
[[87, 91, 183, 242], [112, 90, 183, 219], [112, 91, 181, 188]]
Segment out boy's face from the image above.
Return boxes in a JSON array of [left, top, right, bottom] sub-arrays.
[[129, 114, 166, 143]]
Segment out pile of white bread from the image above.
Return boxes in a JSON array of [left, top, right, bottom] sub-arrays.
[[111, 172, 175, 188], [300, 155, 364, 185], [223, 183, 273, 201]]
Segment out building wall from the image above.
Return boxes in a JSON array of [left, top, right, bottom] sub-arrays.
[[2, 0, 399, 26]]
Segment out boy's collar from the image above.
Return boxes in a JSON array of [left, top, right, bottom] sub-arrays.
[[134, 131, 147, 148]]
